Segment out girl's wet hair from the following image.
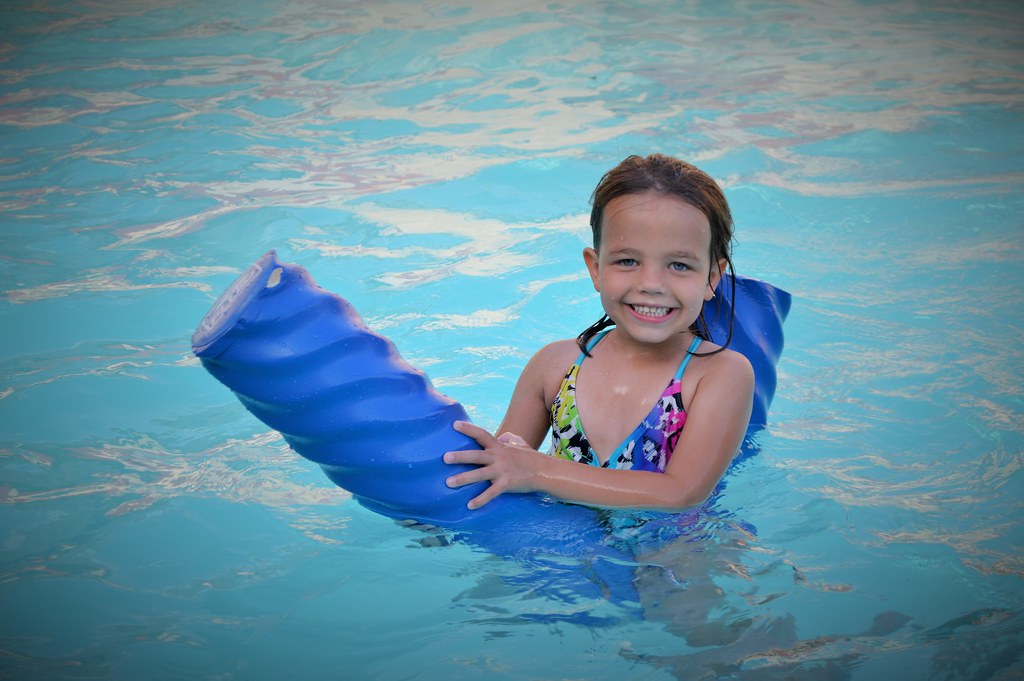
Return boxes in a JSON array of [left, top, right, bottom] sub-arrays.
[[577, 153, 736, 356]]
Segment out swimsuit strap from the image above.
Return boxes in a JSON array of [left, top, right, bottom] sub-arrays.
[[674, 336, 703, 380], [576, 329, 612, 364]]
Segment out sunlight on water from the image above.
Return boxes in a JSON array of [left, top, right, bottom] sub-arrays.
[[1, 0, 1022, 679]]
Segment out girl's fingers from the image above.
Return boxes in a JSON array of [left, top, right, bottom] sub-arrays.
[[443, 448, 489, 466], [467, 484, 502, 510], [453, 420, 497, 446], [497, 432, 528, 447], [445, 421, 516, 508], [444, 450, 494, 488], [445, 471, 469, 488], [445, 466, 484, 488]]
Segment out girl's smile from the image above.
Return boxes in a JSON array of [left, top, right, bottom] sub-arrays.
[[627, 303, 676, 322]]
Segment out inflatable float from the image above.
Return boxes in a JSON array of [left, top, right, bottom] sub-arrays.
[[192, 251, 790, 558]]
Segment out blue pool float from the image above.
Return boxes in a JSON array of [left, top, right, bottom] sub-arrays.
[[192, 251, 790, 538]]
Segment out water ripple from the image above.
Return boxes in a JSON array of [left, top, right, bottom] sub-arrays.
[[2, 431, 349, 521]]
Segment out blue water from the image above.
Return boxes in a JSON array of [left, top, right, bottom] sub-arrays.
[[2, 1, 1023, 679]]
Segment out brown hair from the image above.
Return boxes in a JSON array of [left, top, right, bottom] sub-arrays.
[[578, 153, 736, 354]]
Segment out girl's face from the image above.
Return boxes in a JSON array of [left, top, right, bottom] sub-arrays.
[[584, 191, 725, 350]]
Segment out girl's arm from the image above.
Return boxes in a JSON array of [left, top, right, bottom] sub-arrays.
[[444, 349, 754, 512], [492, 340, 577, 449]]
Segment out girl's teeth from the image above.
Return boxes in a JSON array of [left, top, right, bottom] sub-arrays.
[[633, 305, 669, 317]]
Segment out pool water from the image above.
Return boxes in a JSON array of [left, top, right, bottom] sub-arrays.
[[2, 1, 1022, 679]]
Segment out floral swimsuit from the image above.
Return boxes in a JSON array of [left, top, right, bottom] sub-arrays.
[[548, 331, 702, 472]]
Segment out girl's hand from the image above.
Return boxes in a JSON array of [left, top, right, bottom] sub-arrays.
[[443, 421, 546, 510], [496, 431, 529, 447]]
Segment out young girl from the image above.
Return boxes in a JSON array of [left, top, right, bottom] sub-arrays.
[[443, 154, 754, 512]]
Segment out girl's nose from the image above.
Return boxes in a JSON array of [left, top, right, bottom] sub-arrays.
[[637, 263, 665, 293]]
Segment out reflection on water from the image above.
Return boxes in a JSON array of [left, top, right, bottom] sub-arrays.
[[1, 0, 1023, 678]]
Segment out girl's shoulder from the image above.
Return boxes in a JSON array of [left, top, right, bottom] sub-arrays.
[[521, 338, 584, 406], [678, 342, 754, 413], [691, 342, 754, 384], [530, 338, 583, 373]]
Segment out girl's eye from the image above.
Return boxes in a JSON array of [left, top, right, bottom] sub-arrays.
[[670, 262, 690, 272]]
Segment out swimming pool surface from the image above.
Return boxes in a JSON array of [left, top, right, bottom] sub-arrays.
[[2, 1, 1022, 679]]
